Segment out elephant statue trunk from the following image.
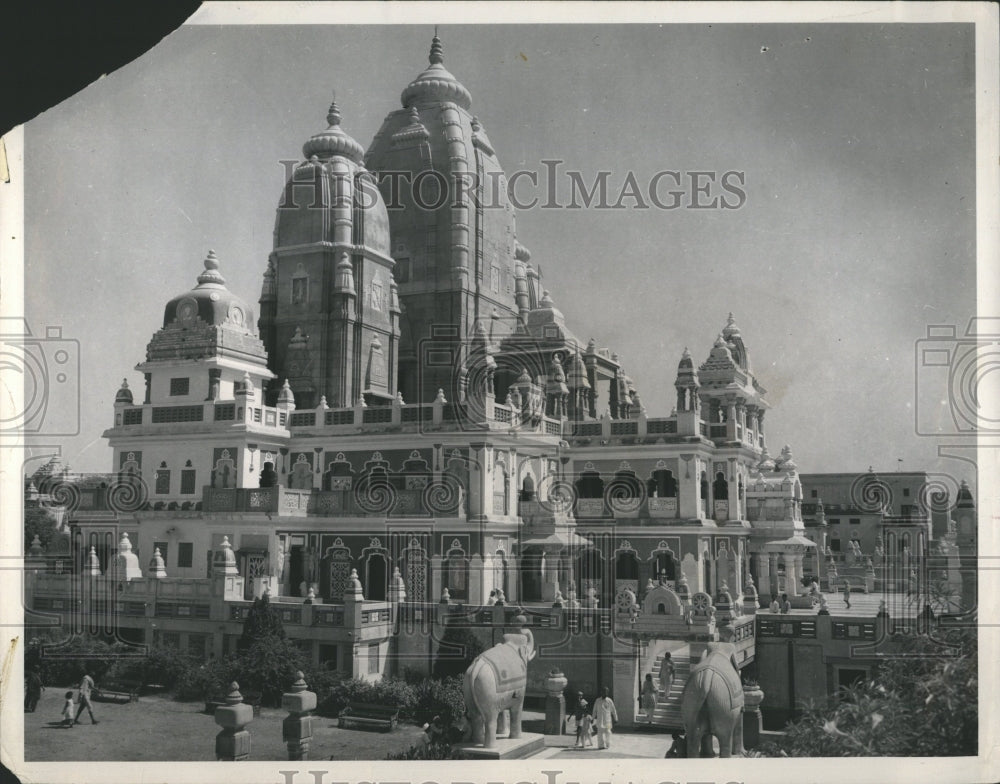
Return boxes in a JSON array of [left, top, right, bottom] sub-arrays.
[[462, 618, 536, 748]]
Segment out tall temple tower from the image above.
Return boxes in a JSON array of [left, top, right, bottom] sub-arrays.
[[365, 33, 521, 404], [259, 98, 399, 408]]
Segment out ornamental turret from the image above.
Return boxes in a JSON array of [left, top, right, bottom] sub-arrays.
[[366, 32, 519, 404], [265, 95, 397, 409]]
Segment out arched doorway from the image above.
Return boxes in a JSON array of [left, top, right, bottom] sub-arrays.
[[364, 552, 388, 601], [576, 548, 607, 606]]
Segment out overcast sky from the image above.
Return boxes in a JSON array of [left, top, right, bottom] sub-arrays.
[[22, 21, 977, 492]]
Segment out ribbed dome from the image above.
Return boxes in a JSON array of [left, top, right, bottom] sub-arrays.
[[162, 250, 257, 333], [400, 34, 473, 110], [302, 96, 365, 164], [273, 95, 391, 257]]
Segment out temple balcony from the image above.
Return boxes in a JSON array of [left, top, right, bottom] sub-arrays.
[[200, 485, 464, 518], [285, 396, 564, 436], [111, 399, 290, 435]]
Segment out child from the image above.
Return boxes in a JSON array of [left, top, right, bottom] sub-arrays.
[[579, 712, 595, 747], [61, 691, 75, 728], [664, 730, 687, 758]]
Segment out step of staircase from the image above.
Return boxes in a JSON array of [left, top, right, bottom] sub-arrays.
[[640, 650, 691, 729]]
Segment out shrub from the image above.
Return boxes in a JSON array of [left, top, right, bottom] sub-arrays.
[[317, 676, 419, 719], [228, 636, 306, 707], [432, 625, 485, 680], [174, 658, 230, 702], [761, 626, 977, 757], [26, 634, 125, 686], [386, 740, 468, 760], [411, 676, 466, 729]]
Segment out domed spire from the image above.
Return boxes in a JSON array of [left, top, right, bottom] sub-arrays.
[[326, 95, 342, 127], [302, 91, 365, 164], [115, 378, 133, 405], [197, 249, 226, 287], [429, 31, 444, 64], [722, 312, 741, 339], [400, 31, 473, 110]]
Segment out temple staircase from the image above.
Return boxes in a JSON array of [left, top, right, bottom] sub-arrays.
[[640, 643, 692, 730]]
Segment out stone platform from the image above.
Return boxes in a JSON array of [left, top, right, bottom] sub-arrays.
[[456, 733, 546, 760]]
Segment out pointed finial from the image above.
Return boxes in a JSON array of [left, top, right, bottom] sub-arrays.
[[429, 30, 444, 65], [197, 249, 226, 285], [409, 105, 420, 123], [327, 92, 341, 127], [471, 116, 481, 132]]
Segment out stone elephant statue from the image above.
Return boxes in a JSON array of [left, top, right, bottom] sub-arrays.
[[680, 641, 744, 758], [462, 619, 536, 748]]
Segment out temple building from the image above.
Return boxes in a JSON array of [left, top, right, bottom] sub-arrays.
[[24, 34, 976, 731]]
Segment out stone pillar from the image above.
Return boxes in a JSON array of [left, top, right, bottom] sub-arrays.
[[756, 552, 770, 601], [768, 552, 779, 598], [742, 684, 764, 750], [544, 669, 568, 735], [282, 671, 316, 760], [215, 682, 253, 761], [785, 554, 800, 596], [678, 454, 699, 518]]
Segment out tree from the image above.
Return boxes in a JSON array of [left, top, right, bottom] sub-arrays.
[[24, 506, 59, 552], [238, 594, 285, 650], [763, 625, 977, 756]]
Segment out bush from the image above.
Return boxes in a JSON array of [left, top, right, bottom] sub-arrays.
[[432, 625, 485, 680], [317, 676, 418, 719], [761, 626, 977, 757], [26, 634, 127, 687], [411, 676, 466, 729], [228, 636, 307, 707], [386, 740, 468, 760], [174, 658, 231, 702]]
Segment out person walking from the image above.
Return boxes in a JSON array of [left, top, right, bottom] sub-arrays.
[[74, 670, 98, 725], [578, 711, 595, 747], [842, 579, 852, 609], [573, 691, 589, 748], [592, 687, 618, 750], [658, 652, 676, 700], [25, 667, 44, 712], [640, 673, 657, 724], [61, 691, 76, 728]]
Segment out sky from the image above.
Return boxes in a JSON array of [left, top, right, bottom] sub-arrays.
[[19, 19, 979, 493]]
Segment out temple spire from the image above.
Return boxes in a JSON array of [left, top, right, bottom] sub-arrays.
[[429, 31, 444, 64]]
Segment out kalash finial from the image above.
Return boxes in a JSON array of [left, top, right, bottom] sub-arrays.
[[429, 29, 444, 65], [197, 249, 226, 286], [327, 91, 342, 127]]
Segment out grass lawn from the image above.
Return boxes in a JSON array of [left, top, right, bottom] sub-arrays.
[[24, 689, 425, 761]]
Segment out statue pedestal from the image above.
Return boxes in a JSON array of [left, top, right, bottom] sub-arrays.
[[455, 733, 545, 760]]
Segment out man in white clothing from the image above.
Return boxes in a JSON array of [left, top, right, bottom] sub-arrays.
[[591, 687, 618, 750]]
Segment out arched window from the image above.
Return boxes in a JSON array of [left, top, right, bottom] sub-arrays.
[[323, 458, 355, 492], [575, 470, 604, 499], [653, 550, 677, 581], [713, 472, 729, 500], [648, 469, 677, 498], [615, 550, 639, 581], [700, 472, 709, 517], [520, 474, 536, 502], [443, 542, 470, 601]]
